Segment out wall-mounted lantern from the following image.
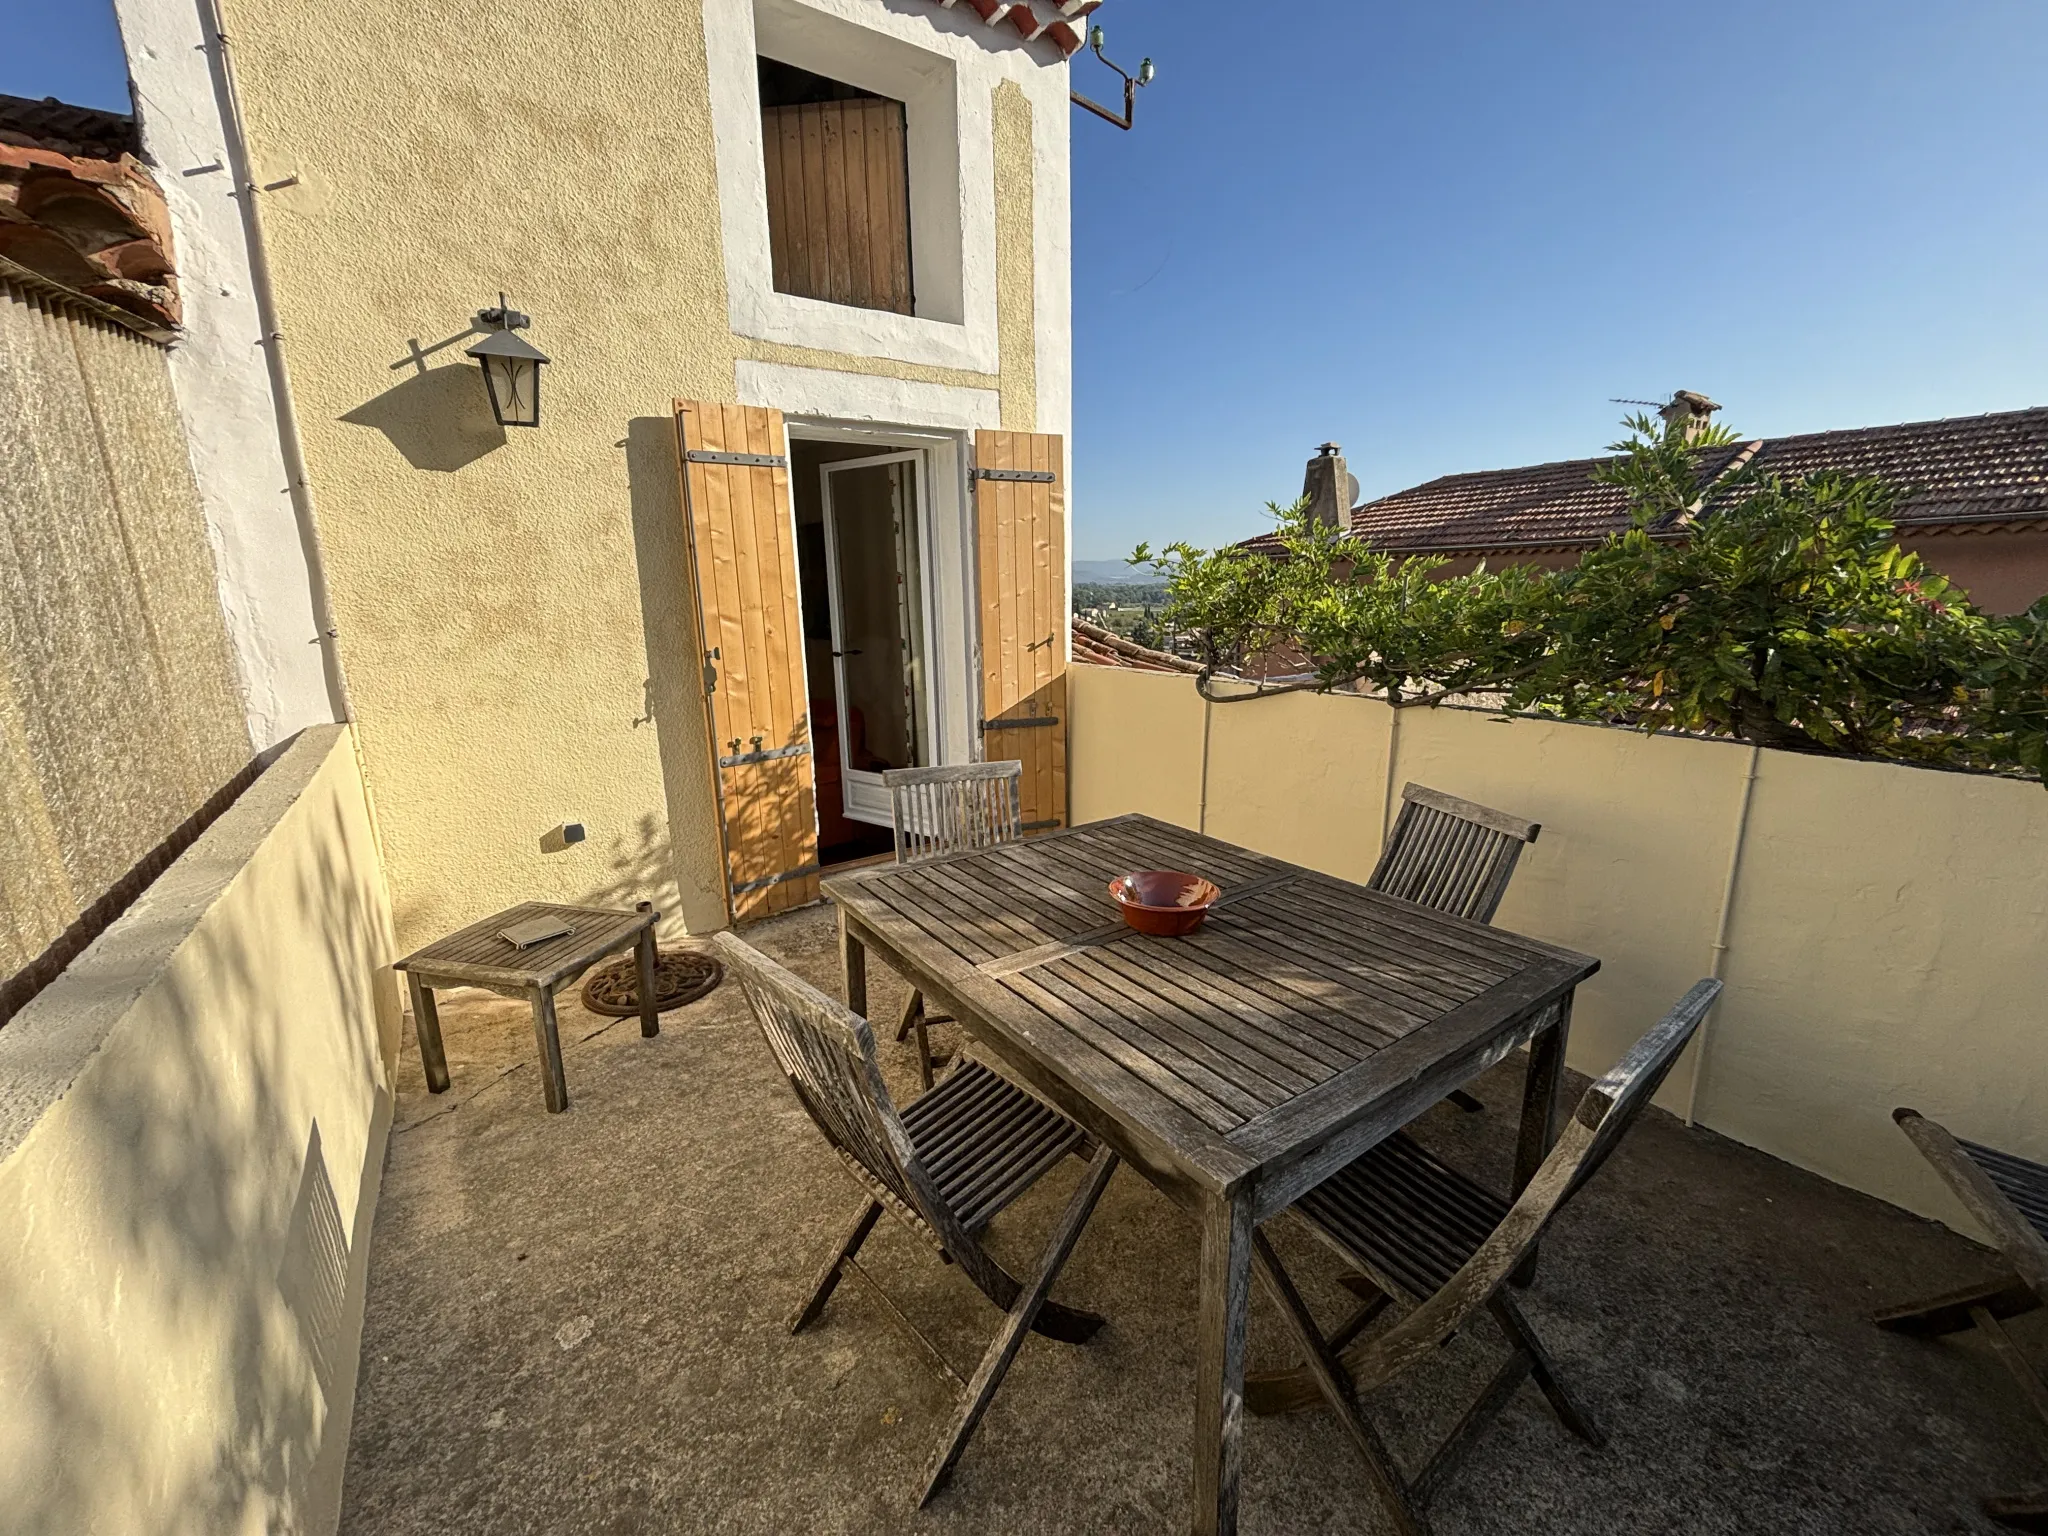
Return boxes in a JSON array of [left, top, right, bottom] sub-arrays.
[[1072, 26, 1154, 131], [466, 294, 549, 428]]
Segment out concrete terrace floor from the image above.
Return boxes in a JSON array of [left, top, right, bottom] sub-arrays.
[[340, 904, 2045, 1535]]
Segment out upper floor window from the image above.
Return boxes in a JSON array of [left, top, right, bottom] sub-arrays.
[[758, 57, 915, 316]]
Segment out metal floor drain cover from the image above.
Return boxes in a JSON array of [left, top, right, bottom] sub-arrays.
[[579, 949, 723, 1017]]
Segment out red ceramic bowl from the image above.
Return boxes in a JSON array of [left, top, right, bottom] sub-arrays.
[[1108, 871, 1223, 936]]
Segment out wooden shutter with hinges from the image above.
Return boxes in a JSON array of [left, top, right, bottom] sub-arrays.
[[675, 401, 821, 922], [973, 430, 1067, 833]]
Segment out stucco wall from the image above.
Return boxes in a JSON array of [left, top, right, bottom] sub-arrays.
[[0, 278, 252, 979], [200, 0, 1070, 949], [1069, 665, 2048, 1238], [0, 724, 399, 1536]]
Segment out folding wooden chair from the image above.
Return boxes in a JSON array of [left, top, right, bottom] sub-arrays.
[[882, 762, 1025, 1089], [1245, 979, 1722, 1536], [1875, 1108, 2048, 1533], [712, 932, 1117, 1506], [1369, 782, 1543, 1113]]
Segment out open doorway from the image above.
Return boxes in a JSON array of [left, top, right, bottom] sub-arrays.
[[791, 437, 936, 867]]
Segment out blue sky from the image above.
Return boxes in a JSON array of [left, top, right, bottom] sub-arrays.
[[10, 0, 2047, 559]]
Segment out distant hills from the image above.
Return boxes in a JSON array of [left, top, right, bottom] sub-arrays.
[[1072, 559, 1167, 586]]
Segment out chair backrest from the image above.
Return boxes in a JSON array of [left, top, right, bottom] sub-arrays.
[[884, 762, 1024, 865], [1348, 978, 1723, 1391], [713, 932, 1016, 1297], [1368, 782, 1541, 924], [713, 932, 941, 1226]]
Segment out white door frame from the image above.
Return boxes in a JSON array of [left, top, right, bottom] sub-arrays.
[[819, 449, 939, 828]]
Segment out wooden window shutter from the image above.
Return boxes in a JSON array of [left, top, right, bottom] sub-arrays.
[[973, 431, 1066, 834], [762, 98, 914, 315], [674, 401, 821, 922]]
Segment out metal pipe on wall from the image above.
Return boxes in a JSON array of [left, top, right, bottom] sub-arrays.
[[1685, 743, 1763, 1125], [194, 0, 352, 724]]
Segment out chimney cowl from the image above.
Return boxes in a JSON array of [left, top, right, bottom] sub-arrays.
[[1659, 390, 1722, 441]]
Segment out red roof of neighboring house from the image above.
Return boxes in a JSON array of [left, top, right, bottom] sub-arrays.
[[1072, 616, 1201, 673], [914, 1, 1104, 57], [1242, 406, 2048, 557], [0, 92, 180, 335]]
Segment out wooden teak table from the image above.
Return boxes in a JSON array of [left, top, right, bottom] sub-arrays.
[[395, 901, 661, 1114], [824, 814, 1598, 1535]]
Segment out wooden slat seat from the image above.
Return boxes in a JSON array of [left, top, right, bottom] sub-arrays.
[[1368, 783, 1543, 1118], [901, 1060, 1086, 1235], [1245, 980, 1723, 1536], [1959, 1138, 2048, 1245], [1294, 1133, 1510, 1301], [1876, 1111, 2048, 1532], [715, 932, 1119, 1507], [884, 761, 1025, 1087]]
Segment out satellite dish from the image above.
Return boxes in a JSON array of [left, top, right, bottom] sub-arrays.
[[1346, 471, 1362, 507]]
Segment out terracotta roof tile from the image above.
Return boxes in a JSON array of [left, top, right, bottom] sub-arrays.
[[1072, 616, 1201, 673], [0, 93, 179, 334], [911, 1, 1102, 57], [1242, 407, 2048, 557]]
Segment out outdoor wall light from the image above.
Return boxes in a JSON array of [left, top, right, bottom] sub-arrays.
[[466, 294, 549, 428]]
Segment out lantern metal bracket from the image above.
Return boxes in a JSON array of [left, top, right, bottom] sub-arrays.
[[474, 294, 532, 332]]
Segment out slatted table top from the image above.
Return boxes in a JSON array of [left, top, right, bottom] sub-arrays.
[[395, 902, 657, 991], [825, 814, 1599, 1202]]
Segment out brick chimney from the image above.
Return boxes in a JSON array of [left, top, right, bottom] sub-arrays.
[[1301, 442, 1351, 532], [1659, 391, 1721, 442]]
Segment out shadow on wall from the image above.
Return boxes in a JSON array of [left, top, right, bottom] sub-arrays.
[[340, 361, 504, 472], [623, 414, 731, 935], [0, 783, 393, 1532]]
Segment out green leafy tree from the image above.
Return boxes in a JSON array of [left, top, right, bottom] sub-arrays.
[[1131, 409, 2048, 785]]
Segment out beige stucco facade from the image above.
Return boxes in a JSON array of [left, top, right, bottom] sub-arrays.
[[209, 0, 1073, 948], [1069, 664, 2048, 1239]]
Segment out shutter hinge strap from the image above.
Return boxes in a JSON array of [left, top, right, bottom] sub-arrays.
[[719, 742, 812, 768], [731, 863, 821, 897], [688, 450, 789, 468], [980, 716, 1060, 732], [971, 467, 1056, 483]]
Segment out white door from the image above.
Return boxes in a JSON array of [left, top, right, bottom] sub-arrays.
[[820, 451, 937, 827]]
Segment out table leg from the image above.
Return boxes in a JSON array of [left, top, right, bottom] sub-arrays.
[[1192, 1194, 1255, 1536], [405, 973, 450, 1094], [633, 917, 661, 1040], [840, 908, 867, 1018], [531, 985, 570, 1113], [1511, 990, 1574, 1286]]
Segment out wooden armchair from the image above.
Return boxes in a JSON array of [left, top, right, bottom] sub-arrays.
[[713, 932, 1117, 1506], [1369, 782, 1543, 1112], [1876, 1109, 2048, 1533], [882, 762, 1025, 1087], [1246, 979, 1722, 1536]]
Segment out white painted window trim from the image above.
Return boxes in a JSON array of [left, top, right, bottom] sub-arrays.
[[707, 0, 1060, 373]]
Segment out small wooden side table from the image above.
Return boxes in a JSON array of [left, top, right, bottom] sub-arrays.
[[394, 900, 661, 1114]]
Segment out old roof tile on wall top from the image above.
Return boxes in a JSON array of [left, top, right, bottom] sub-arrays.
[[0, 93, 179, 333]]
